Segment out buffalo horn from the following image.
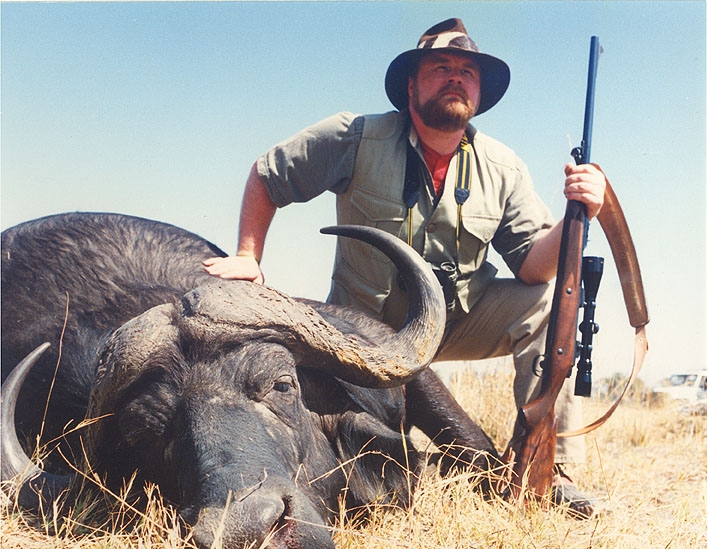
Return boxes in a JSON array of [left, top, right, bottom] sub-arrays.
[[107, 224, 449, 392], [1, 343, 72, 508], [315, 225, 446, 386]]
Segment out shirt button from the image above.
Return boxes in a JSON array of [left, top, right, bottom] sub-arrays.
[[426, 223, 437, 233]]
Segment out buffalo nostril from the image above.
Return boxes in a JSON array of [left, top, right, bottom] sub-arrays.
[[191, 494, 287, 549], [255, 497, 289, 534]]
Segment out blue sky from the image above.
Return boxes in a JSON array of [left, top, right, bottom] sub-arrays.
[[2, 1, 705, 385]]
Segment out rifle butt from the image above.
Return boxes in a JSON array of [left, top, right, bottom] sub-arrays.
[[501, 411, 557, 502]]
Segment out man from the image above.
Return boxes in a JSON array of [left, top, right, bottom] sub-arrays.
[[204, 18, 605, 517]]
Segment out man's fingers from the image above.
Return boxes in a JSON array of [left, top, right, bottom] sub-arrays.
[[202, 255, 264, 282]]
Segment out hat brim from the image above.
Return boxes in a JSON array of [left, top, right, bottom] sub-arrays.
[[385, 48, 511, 115]]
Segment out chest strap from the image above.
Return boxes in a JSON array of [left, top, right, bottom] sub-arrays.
[[404, 135, 473, 254], [454, 135, 473, 257], [403, 144, 420, 247]]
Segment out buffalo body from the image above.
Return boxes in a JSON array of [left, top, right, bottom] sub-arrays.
[[1, 212, 497, 548]]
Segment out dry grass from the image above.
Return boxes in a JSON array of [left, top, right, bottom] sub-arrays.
[[2, 363, 706, 548], [335, 363, 707, 548]]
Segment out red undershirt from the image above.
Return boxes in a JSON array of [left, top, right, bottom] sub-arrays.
[[420, 141, 455, 197]]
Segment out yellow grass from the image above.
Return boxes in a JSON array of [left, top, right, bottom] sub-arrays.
[[2, 364, 706, 548], [334, 364, 707, 548]]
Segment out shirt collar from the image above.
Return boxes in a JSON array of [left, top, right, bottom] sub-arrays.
[[407, 122, 474, 153]]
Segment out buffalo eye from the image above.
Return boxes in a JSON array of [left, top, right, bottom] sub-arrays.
[[271, 374, 296, 394], [261, 373, 300, 424]]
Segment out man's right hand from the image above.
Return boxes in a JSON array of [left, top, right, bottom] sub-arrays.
[[203, 256, 264, 284]]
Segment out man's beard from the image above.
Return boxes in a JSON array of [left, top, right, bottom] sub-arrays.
[[412, 84, 477, 132]]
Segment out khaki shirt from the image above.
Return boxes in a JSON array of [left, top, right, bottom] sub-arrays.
[[258, 110, 553, 325]]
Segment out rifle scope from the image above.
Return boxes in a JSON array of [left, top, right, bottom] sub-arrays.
[[575, 255, 604, 397]]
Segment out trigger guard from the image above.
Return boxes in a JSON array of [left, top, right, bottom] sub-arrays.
[[533, 354, 545, 377]]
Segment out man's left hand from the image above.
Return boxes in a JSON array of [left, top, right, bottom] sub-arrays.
[[563, 163, 606, 219]]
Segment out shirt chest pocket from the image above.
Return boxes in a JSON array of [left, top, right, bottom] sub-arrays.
[[348, 188, 407, 264], [458, 214, 500, 273]]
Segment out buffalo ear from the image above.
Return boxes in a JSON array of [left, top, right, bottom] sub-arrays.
[[332, 410, 422, 510], [295, 369, 418, 508], [296, 369, 354, 418]]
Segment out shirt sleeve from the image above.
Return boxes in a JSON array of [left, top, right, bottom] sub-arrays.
[[256, 112, 365, 207], [493, 161, 555, 276]]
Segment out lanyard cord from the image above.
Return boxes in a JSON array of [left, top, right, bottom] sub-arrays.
[[403, 135, 473, 254]]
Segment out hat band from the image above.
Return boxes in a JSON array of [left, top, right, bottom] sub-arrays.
[[419, 32, 477, 52]]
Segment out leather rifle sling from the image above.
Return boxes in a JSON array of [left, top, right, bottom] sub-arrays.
[[558, 170, 650, 438]]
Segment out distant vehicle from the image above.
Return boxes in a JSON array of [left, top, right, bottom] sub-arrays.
[[652, 370, 707, 404]]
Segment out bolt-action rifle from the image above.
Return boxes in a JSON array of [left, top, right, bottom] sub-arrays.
[[502, 36, 650, 503], [505, 36, 602, 497]]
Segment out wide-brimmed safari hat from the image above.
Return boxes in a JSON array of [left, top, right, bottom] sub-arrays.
[[385, 18, 511, 115]]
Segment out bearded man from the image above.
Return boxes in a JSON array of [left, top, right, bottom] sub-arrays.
[[204, 18, 605, 518]]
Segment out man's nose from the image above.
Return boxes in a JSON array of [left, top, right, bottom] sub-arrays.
[[447, 68, 466, 81]]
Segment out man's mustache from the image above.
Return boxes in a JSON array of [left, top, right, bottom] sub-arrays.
[[436, 84, 469, 101]]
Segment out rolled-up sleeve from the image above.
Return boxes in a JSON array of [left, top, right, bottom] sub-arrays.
[[494, 162, 555, 276], [257, 112, 365, 207]]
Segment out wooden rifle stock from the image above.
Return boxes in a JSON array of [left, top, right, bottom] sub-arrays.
[[524, 200, 587, 429], [506, 200, 587, 498]]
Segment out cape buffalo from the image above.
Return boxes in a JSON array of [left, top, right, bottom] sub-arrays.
[[1, 212, 498, 548]]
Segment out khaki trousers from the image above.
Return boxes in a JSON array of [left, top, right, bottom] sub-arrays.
[[434, 278, 586, 464]]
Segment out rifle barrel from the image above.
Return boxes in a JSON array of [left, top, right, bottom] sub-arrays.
[[573, 36, 602, 165]]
